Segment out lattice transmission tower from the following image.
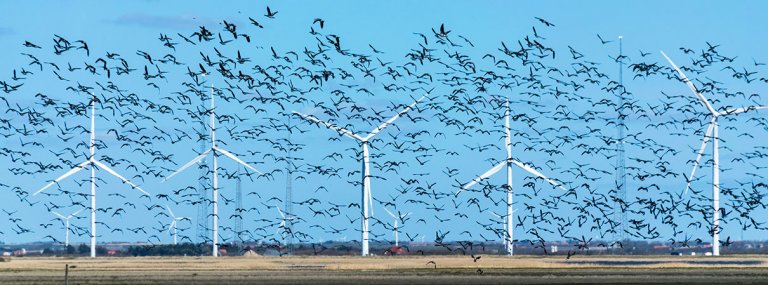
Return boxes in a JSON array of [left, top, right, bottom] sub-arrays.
[[614, 36, 628, 242], [196, 89, 211, 244]]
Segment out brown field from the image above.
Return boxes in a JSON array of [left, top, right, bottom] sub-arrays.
[[3, 255, 768, 284]]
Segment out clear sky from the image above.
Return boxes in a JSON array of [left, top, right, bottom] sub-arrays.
[[1, 0, 768, 246]]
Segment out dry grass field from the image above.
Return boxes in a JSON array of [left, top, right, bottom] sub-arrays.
[[3, 255, 768, 284]]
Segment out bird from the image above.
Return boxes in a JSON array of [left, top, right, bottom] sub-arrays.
[[265, 6, 278, 18], [534, 17, 555, 27], [596, 34, 613, 44], [313, 18, 325, 29]]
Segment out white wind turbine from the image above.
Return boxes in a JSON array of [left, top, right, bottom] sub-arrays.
[[661, 50, 768, 256], [489, 209, 517, 242], [163, 81, 263, 257], [293, 94, 428, 256], [51, 208, 84, 247], [275, 206, 295, 238], [383, 207, 411, 247], [32, 94, 149, 258], [166, 205, 185, 245], [456, 97, 566, 256]]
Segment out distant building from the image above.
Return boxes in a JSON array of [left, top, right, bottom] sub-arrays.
[[12, 249, 26, 256], [385, 246, 408, 256]]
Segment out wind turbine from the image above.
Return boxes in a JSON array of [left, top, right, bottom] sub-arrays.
[[293, 94, 428, 256], [32, 94, 149, 258], [51, 208, 84, 247], [163, 81, 263, 257], [383, 208, 411, 247], [275, 206, 296, 239], [456, 96, 565, 256], [489, 209, 517, 243], [661, 50, 768, 256], [166, 205, 185, 245]]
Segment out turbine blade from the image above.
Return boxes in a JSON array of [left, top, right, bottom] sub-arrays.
[[33, 160, 90, 196], [51, 211, 66, 220], [720, 105, 768, 116], [509, 159, 566, 190], [93, 160, 149, 196], [215, 147, 263, 175], [383, 207, 396, 219], [277, 206, 285, 218], [458, 161, 506, 195], [660, 50, 717, 115], [276, 220, 285, 236], [685, 122, 714, 195], [163, 149, 211, 182], [70, 208, 84, 218], [365, 95, 427, 140], [293, 111, 364, 141], [166, 205, 176, 218]]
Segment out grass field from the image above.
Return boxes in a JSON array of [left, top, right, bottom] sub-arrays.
[[3, 255, 768, 284]]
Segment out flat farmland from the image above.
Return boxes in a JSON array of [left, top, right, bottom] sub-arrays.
[[3, 255, 768, 284]]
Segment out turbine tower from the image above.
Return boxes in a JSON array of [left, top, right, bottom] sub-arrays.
[[662, 50, 768, 256], [456, 96, 565, 256], [163, 81, 263, 257], [51, 208, 84, 247], [33, 94, 149, 258], [284, 117, 295, 255], [293, 94, 428, 256], [234, 170, 243, 243]]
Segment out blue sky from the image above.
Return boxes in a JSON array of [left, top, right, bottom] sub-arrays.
[[1, 0, 768, 246]]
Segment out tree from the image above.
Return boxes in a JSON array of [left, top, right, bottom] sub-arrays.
[[77, 244, 89, 255]]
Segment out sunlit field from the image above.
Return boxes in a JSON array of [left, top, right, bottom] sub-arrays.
[[3, 256, 768, 284]]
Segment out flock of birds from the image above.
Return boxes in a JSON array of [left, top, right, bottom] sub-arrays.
[[2, 6, 768, 264]]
